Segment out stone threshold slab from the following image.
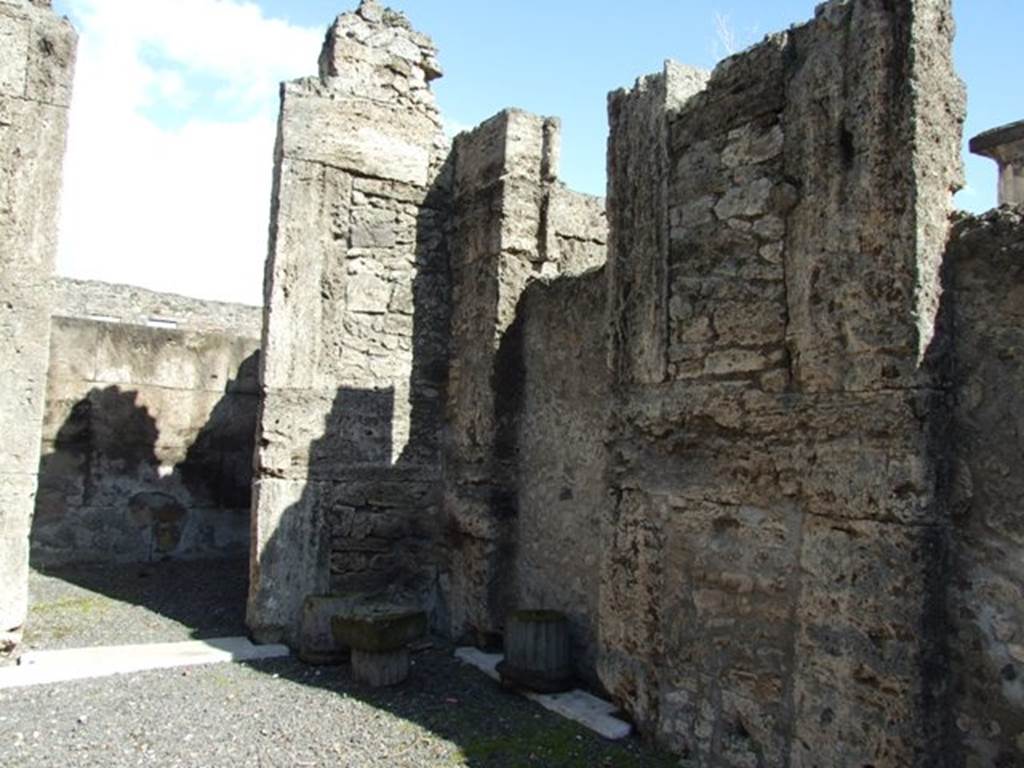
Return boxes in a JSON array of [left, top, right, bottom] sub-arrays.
[[0, 637, 290, 689], [454, 647, 632, 741]]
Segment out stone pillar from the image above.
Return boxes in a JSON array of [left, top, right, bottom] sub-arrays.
[[0, 0, 76, 648], [444, 109, 559, 643], [971, 120, 1024, 208], [600, 0, 965, 763], [248, 0, 450, 645]]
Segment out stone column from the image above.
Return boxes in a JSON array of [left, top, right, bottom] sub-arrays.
[[248, 0, 450, 646], [971, 120, 1024, 208], [0, 0, 76, 648]]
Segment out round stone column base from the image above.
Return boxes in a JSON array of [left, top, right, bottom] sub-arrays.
[[351, 647, 410, 687]]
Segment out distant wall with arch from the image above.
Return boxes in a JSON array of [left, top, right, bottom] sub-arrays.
[[31, 282, 261, 566]]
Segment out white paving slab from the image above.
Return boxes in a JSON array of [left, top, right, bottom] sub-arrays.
[[454, 647, 632, 740], [0, 637, 290, 689]]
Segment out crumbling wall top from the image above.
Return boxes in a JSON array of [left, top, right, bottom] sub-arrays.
[[51, 277, 263, 338], [318, 0, 442, 91]]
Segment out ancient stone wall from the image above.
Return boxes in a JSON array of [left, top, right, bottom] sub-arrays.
[[443, 109, 606, 643], [248, 0, 451, 645], [51, 277, 262, 337], [600, 1, 964, 764], [32, 283, 260, 566], [512, 267, 608, 684], [947, 208, 1024, 767], [0, 0, 75, 642], [240, 3, 1024, 764]]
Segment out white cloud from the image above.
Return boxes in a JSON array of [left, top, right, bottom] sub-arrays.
[[57, 0, 323, 305], [442, 115, 475, 141]]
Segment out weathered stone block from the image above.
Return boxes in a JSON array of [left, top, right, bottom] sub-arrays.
[[0, 0, 74, 636], [260, 159, 335, 392], [330, 606, 426, 653], [280, 89, 433, 187], [23, 9, 75, 106], [792, 516, 946, 765], [248, 478, 330, 646], [0, 472, 37, 630], [0, 10, 28, 98], [298, 595, 355, 665]]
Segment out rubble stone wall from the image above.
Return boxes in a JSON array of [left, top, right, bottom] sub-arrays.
[[0, 0, 75, 637], [51, 277, 263, 337], [600, 1, 964, 764], [947, 208, 1024, 767], [32, 285, 260, 566], [443, 109, 606, 643], [243, 2, 1024, 764], [248, 0, 452, 645], [513, 267, 608, 684]]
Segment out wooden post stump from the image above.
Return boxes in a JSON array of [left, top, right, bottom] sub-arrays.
[[497, 610, 574, 693], [331, 606, 426, 687]]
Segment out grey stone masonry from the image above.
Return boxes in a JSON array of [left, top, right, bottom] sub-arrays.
[[600, 1, 964, 764], [248, 0, 452, 646], [444, 109, 605, 644], [33, 315, 259, 566], [51, 277, 263, 337], [250, 1, 608, 650], [512, 268, 608, 685], [0, 0, 76, 642], [236, 1, 1024, 764], [946, 208, 1024, 768], [971, 120, 1024, 208]]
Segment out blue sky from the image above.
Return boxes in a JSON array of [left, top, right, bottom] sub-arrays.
[[51, 0, 1019, 305]]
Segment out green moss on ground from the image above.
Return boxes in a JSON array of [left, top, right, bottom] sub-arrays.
[[450, 720, 680, 767]]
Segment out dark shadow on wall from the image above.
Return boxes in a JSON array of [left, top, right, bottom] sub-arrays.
[[250, 158, 453, 644], [28, 352, 260, 641], [178, 352, 260, 514]]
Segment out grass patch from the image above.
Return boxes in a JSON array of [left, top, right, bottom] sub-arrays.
[[452, 720, 679, 767], [30, 596, 111, 618]]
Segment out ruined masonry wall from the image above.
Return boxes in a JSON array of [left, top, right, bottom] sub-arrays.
[[249, 0, 451, 645], [443, 108, 605, 642], [600, 1, 964, 764], [51, 277, 262, 337], [947, 209, 1024, 767], [0, 0, 75, 638], [35, 279, 261, 566], [34, 314, 259, 565], [513, 268, 608, 684]]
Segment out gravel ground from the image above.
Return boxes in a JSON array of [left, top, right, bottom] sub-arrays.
[[16, 559, 249, 656], [2, 561, 685, 767]]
